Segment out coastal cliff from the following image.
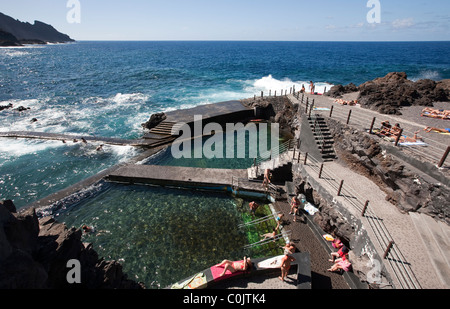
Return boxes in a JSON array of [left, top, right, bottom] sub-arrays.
[[0, 200, 144, 289], [0, 12, 74, 46]]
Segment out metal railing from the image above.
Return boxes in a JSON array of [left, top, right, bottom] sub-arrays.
[[293, 150, 422, 289]]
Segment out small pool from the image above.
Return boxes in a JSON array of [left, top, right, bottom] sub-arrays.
[[56, 182, 284, 289], [142, 124, 286, 169]]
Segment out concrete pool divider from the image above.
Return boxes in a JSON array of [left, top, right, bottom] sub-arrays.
[[19, 100, 259, 212]]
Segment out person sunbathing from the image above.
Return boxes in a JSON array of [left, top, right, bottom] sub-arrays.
[[399, 130, 423, 143], [217, 257, 252, 277], [424, 126, 450, 133]]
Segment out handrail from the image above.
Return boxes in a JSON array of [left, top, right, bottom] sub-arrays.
[[292, 147, 421, 289]]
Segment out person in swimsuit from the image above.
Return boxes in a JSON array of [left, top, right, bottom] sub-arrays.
[[279, 253, 296, 282], [275, 213, 284, 231], [217, 256, 252, 277], [262, 169, 271, 189], [424, 126, 450, 133], [329, 245, 349, 263], [249, 201, 259, 215], [328, 254, 352, 273], [289, 196, 301, 222]]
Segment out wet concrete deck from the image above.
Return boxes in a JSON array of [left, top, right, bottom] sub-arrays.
[[164, 100, 253, 124], [106, 164, 265, 193], [0, 131, 174, 147]]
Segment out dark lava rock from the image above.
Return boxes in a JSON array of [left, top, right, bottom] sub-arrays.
[[141, 112, 167, 130], [0, 200, 145, 289]]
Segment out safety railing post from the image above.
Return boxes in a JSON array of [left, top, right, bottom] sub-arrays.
[[438, 146, 450, 168]]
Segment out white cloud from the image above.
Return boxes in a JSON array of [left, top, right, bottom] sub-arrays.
[[391, 18, 415, 29]]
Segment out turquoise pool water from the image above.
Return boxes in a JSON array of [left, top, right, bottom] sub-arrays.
[[143, 124, 286, 169], [57, 182, 282, 289]]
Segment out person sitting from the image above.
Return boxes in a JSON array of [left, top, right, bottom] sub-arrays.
[[327, 254, 352, 273], [217, 257, 252, 277], [390, 123, 402, 136], [379, 121, 392, 136], [329, 244, 349, 263]]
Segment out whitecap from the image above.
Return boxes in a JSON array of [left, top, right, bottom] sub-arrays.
[[0, 138, 64, 159], [410, 70, 442, 82], [247, 75, 333, 95]]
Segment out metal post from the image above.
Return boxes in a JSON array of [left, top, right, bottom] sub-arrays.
[[361, 200, 369, 217], [318, 164, 324, 178], [269, 90, 271, 97], [305, 98, 309, 114], [293, 147, 296, 160], [337, 180, 344, 196], [346, 110, 352, 125], [383, 241, 395, 259], [394, 129, 403, 147], [369, 117, 376, 134], [304, 152, 308, 165], [329, 105, 334, 118], [438, 146, 450, 168], [261, 91, 264, 98]]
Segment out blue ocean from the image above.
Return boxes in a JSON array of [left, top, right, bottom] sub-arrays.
[[1, 41, 449, 288]]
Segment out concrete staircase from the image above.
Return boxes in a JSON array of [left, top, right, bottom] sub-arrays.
[[148, 121, 178, 136], [409, 212, 450, 288], [308, 114, 336, 162]]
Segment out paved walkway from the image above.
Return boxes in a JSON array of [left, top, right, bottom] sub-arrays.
[[289, 93, 450, 173]]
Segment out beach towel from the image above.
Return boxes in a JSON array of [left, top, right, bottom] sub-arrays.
[[313, 107, 331, 111], [304, 203, 319, 215], [323, 234, 335, 242], [211, 261, 246, 282], [171, 272, 207, 289], [398, 141, 428, 147]]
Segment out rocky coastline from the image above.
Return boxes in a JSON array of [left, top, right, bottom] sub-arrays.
[[325, 72, 450, 115], [0, 12, 74, 47], [242, 72, 450, 229], [0, 200, 145, 289]]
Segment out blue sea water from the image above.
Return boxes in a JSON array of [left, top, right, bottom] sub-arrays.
[[1, 41, 449, 288], [1, 41, 449, 208]]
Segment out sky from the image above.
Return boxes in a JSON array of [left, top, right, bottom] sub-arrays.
[[1, 0, 449, 41]]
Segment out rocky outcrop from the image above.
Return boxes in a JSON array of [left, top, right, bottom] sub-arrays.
[[325, 83, 358, 98], [0, 29, 21, 46], [241, 95, 298, 137], [0, 200, 145, 289], [325, 72, 450, 115], [0, 12, 74, 46], [141, 112, 167, 130], [358, 72, 449, 115]]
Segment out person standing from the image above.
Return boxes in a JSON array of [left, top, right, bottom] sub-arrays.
[[279, 253, 296, 282]]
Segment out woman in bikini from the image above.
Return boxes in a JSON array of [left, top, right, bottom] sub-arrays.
[[217, 256, 252, 277]]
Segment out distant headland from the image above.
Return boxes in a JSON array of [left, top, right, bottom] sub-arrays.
[[0, 12, 74, 46]]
